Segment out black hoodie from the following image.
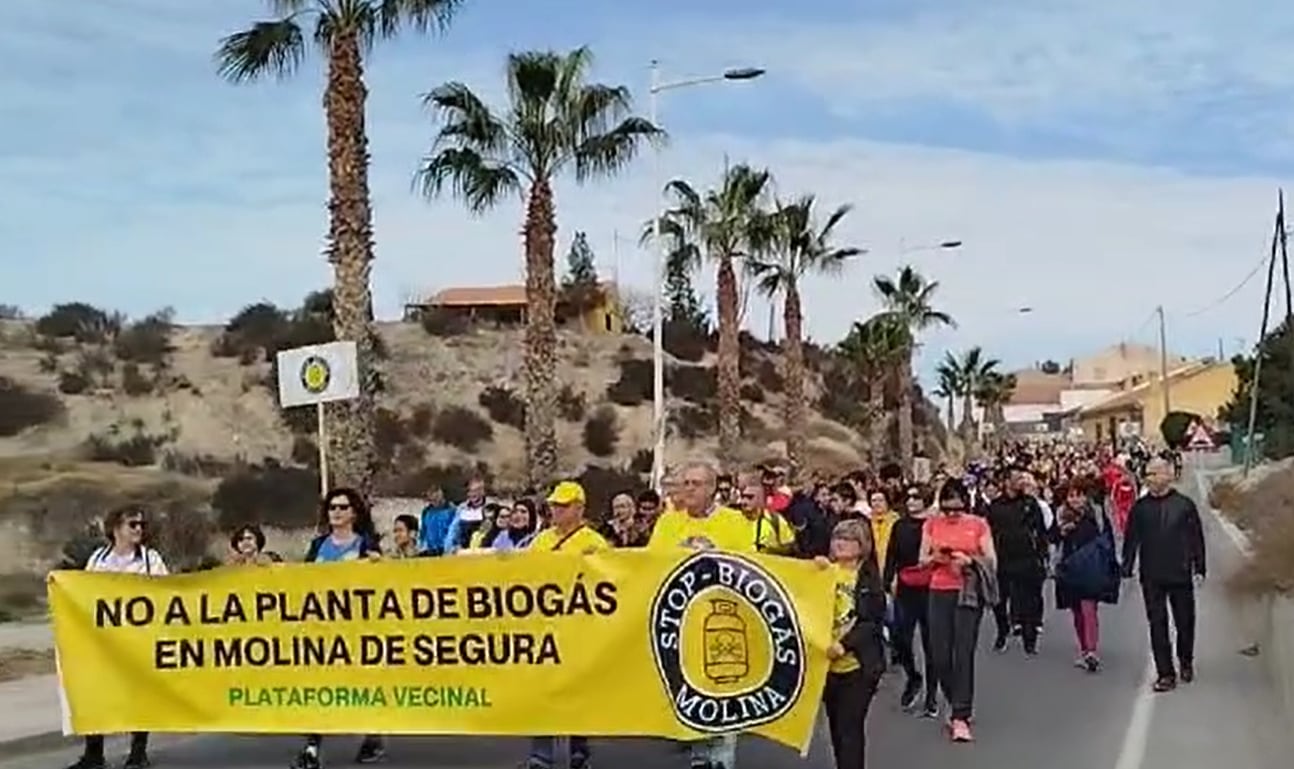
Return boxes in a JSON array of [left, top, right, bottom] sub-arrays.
[[985, 493, 1048, 577]]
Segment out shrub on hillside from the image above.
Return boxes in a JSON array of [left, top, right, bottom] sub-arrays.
[[575, 465, 644, 523], [662, 317, 709, 363], [583, 406, 620, 457], [740, 381, 766, 403], [149, 506, 216, 572], [409, 404, 434, 438], [419, 307, 470, 337], [120, 362, 154, 396], [35, 302, 120, 343], [212, 461, 321, 532], [85, 431, 165, 467], [113, 310, 175, 366], [213, 302, 287, 358], [671, 403, 717, 440], [0, 304, 21, 320], [432, 406, 494, 451], [379, 462, 493, 501], [0, 377, 64, 436], [57, 370, 91, 395], [75, 348, 114, 385], [629, 448, 653, 474], [290, 436, 320, 467], [606, 358, 653, 406], [478, 386, 526, 430], [374, 407, 410, 465], [669, 365, 717, 404], [755, 358, 784, 392], [37, 352, 58, 374], [557, 384, 587, 421], [160, 451, 235, 477]]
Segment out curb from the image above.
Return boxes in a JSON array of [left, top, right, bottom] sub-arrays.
[[0, 730, 73, 758]]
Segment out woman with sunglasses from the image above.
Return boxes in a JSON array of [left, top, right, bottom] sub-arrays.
[[294, 488, 383, 769], [919, 478, 997, 743], [883, 484, 937, 716], [67, 506, 169, 769]]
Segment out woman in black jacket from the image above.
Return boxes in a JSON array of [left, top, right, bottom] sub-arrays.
[[883, 483, 936, 715], [820, 519, 887, 769], [1051, 481, 1116, 673]]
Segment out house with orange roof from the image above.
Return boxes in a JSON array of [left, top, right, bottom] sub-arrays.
[[405, 283, 624, 335]]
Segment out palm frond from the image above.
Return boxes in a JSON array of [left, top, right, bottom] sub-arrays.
[[423, 82, 509, 154], [414, 147, 522, 213], [376, 0, 463, 37], [572, 116, 662, 181], [215, 19, 306, 82]]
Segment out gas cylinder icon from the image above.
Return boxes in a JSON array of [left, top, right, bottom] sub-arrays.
[[703, 598, 749, 683]]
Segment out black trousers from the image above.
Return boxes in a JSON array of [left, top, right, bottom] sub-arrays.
[[1141, 581, 1196, 678], [823, 667, 881, 769], [927, 590, 982, 721], [893, 586, 932, 691], [993, 571, 1044, 646], [84, 733, 148, 759]]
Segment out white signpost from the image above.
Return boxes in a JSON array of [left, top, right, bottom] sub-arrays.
[[276, 341, 359, 495]]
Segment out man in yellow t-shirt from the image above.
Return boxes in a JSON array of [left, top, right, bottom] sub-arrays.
[[525, 481, 607, 769], [646, 461, 748, 769], [648, 462, 753, 553], [736, 472, 797, 556]]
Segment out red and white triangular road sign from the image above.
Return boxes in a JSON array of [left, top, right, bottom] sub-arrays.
[[1186, 421, 1215, 450]]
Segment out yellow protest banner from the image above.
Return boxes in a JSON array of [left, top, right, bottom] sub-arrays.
[[50, 550, 834, 751]]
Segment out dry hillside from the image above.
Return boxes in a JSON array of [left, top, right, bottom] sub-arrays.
[[0, 303, 946, 588]]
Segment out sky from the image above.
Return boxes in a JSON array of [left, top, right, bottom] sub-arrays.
[[3, 0, 1294, 384]]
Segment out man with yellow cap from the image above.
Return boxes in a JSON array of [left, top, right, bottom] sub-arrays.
[[525, 481, 609, 769]]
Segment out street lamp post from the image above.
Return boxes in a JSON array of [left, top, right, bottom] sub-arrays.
[[649, 61, 765, 491]]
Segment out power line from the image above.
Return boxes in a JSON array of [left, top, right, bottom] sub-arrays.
[[1181, 243, 1276, 318]]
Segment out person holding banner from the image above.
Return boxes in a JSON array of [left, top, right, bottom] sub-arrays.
[[66, 506, 169, 769], [648, 461, 753, 769], [294, 488, 385, 769], [821, 519, 887, 769], [524, 481, 608, 769]]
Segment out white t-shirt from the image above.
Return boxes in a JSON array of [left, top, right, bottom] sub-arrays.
[[86, 546, 169, 575]]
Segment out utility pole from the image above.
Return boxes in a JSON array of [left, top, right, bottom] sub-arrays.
[[1156, 305, 1170, 420], [1243, 208, 1282, 475]]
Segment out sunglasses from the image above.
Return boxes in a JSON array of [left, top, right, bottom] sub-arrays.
[[124, 519, 146, 530], [327, 503, 353, 511]]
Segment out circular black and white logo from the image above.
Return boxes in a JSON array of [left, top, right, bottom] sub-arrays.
[[649, 552, 806, 733]]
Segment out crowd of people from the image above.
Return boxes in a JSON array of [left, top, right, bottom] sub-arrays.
[[66, 440, 1207, 769]]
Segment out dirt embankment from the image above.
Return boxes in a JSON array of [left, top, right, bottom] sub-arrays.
[[1208, 458, 1294, 595]]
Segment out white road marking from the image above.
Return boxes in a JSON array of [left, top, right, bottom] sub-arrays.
[[1113, 663, 1158, 769]]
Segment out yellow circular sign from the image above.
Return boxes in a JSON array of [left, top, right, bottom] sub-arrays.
[[299, 355, 332, 394], [650, 553, 806, 733]]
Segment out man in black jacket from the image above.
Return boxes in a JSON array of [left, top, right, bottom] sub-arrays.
[[986, 469, 1049, 654], [1122, 457, 1206, 692]]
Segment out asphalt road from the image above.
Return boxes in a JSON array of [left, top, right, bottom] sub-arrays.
[[7, 468, 1291, 769]]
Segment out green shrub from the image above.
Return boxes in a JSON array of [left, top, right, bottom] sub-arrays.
[[740, 382, 766, 403], [755, 358, 784, 392], [379, 462, 493, 501], [478, 386, 526, 430], [557, 384, 587, 421], [85, 431, 165, 467], [419, 307, 469, 337], [671, 403, 717, 440], [662, 317, 709, 363], [583, 406, 620, 457], [374, 407, 410, 464], [669, 365, 717, 404], [113, 310, 174, 366], [432, 406, 494, 451], [290, 436, 320, 467], [606, 359, 653, 406], [409, 404, 434, 437], [57, 370, 90, 395], [160, 452, 235, 477], [575, 465, 644, 522], [35, 302, 120, 343], [120, 362, 153, 396], [0, 377, 64, 436], [1161, 410, 1202, 448], [212, 461, 321, 532]]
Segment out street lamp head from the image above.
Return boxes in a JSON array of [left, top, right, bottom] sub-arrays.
[[723, 67, 766, 81], [1017, 306, 1034, 314], [939, 240, 964, 249]]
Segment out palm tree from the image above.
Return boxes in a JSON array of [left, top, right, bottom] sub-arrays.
[[839, 312, 911, 461], [975, 371, 1017, 449], [416, 47, 661, 486], [749, 196, 861, 467], [934, 353, 962, 435], [656, 164, 772, 467], [216, 0, 463, 497], [873, 266, 955, 475], [951, 346, 1000, 442]]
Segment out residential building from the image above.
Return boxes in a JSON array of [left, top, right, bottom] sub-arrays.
[[1073, 360, 1237, 444], [1069, 342, 1189, 387], [405, 283, 623, 335]]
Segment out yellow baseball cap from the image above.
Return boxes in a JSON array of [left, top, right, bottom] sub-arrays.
[[547, 481, 586, 506]]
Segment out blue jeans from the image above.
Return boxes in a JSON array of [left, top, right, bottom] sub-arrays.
[[690, 734, 737, 768], [529, 736, 589, 767]]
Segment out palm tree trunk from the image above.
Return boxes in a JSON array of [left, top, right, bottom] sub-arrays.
[[945, 397, 954, 436], [960, 390, 975, 446], [716, 254, 741, 468], [523, 178, 559, 487], [897, 350, 915, 476], [867, 370, 885, 463], [782, 281, 806, 469], [322, 29, 377, 498]]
